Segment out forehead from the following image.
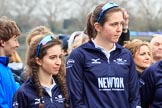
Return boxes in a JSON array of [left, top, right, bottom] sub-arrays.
[[46, 45, 62, 55], [8, 35, 18, 40], [153, 37, 162, 43], [139, 45, 149, 50], [137, 45, 150, 53], [74, 35, 82, 42], [107, 11, 123, 22]]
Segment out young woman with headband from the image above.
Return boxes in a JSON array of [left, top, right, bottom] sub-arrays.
[[66, 2, 141, 108], [13, 34, 68, 108]]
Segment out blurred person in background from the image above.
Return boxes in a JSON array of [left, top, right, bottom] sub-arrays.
[[124, 39, 152, 78], [57, 34, 69, 58], [0, 16, 21, 108], [140, 58, 162, 108], [8, 50, 24, 84], [68, 31, 83, 54], [150, 35, 162, 63], [26, 25, 55, 46], [117, 8, 130, 46]]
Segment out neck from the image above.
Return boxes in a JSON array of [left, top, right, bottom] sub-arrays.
[[0, 47, 6, 56], [136, 66, 145, 73], [94, 36, 114, 52], [38, 69, 53, 87], [153, 57, 162, 63]]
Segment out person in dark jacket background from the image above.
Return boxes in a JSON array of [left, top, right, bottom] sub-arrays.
[[118, 29, 130, 46], [140, 61, 162, 108], [57, 34, 69, 58], [118, 8, 130, 46], [66, 2, 141, 108]]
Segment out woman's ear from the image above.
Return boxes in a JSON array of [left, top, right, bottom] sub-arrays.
[[94, 22, 101, 32], [35, 57, 42, 66]]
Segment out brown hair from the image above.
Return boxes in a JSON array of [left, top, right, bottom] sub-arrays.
[[26, 26, 54, 46], [86, 3, 123, 39], [124, 39, 151, 57], [0, 16, 21, 41], [25, 36, 68, 108]]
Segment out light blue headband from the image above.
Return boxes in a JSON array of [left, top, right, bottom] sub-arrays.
[[35, 35, 53, 57], [97, 2, 118, 22]]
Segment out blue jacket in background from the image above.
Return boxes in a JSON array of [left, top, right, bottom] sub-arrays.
[[140, 61, 162, 108], [0, 57, 19, 108], [13, 77, 65, 108], [66, 40, 141, 108]]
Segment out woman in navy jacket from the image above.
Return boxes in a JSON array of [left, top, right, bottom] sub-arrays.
[[140, 61, 162, 108], [66, 2, 141, 108], [13, 34, 68, 108]]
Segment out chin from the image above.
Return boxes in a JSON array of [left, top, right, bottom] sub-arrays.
[[112, 40, 118, 43], [52, 71, 59, 75]]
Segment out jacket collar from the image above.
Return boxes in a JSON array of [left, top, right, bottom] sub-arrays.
[[0, 56, 9, 66], [82, 39, 124, 50]]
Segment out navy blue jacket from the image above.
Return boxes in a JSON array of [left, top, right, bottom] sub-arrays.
[[140, 61, 162, 108], [13, 77, 65, 108], [66, 40, 141, 108]]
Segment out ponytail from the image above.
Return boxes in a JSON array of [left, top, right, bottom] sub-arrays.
[[86, 13, 96, 39]]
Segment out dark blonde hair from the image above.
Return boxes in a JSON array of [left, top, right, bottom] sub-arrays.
[[26, 26, 54, 46], [25, 36, 68, 108], [124, 39, 151, 57], [86, 3, 123, 39], [9, 51, 22, 63], [0, 16, 21, 41]]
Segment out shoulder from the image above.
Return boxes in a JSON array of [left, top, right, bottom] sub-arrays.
[[141, 61, 162, 81], [115, 44, 133, 58], [16, 78, 35, 94], [144, 61, 162, 73], [68, 41, 93, 58]]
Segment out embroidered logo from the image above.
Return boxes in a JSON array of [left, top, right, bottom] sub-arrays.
[[91, 58, 101, 64], [34, 98, 40, 104], [66, 59, 75, 68], [55, 95, 64, 103], [113, 58, 127, 65], [13, 101, 19, 107]]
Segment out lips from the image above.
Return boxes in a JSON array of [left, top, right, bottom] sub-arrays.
[[114, 34, 120, 36], [143, 61, 151, 65], [53, 67, 60, 71], [114, 35, 120, 39]]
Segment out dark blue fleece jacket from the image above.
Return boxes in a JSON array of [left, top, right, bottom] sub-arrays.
[[66, 40, 141, 108]]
